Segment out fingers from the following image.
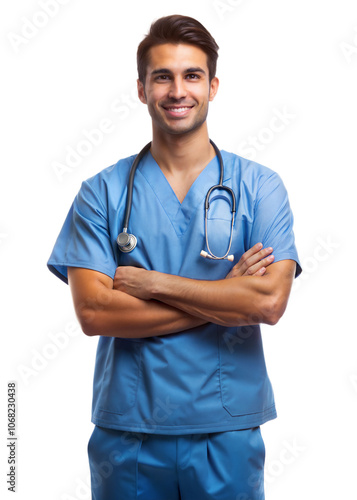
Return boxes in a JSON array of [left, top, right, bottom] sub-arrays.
[[230, 242, 262, 270], [245, 244, 273, 266], [241, 242, 265, 262], [248, 254, 275, 276], [236, 244, 273, 271], [254, 267, 266, 276], [226, 243, 274, 279]]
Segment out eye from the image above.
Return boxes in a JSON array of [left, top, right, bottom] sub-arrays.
[[186, 74, 200, 80], [155, 75, 171, 81]]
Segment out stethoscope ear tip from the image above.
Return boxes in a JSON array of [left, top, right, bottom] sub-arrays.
[[200, 250, 234, 262]]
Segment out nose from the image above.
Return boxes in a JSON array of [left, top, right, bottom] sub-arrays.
[[168, 77, 187, 100]]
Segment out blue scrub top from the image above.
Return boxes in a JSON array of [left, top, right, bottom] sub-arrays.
[[48, 149, 301, 434]]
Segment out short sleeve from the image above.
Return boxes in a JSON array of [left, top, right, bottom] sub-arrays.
[[249, 172, 302, 277], [47, 180, 117, 284]]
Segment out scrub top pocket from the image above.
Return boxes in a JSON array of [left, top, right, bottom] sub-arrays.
[[218, 325, 275, 417], [98, 338, 142, 415]]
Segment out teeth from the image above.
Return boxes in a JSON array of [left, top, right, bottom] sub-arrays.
[[167, 107, 190, 112]]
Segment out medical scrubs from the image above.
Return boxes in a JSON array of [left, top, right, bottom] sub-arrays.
[[48, 149, 301, 499]]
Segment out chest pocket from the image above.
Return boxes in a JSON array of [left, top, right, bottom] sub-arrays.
[[205, 192, 234, 259], [207, 191, 233, 221]]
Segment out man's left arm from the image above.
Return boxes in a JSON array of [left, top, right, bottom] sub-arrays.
[[115, 170, 301, 328], [114, 258, 296, 327]]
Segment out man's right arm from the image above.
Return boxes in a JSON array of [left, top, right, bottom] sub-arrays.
[[68, 267, 207, 338], [68, 243, 274, 339]]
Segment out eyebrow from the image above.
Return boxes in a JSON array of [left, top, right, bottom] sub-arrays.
[[150, 67, 207, 76]]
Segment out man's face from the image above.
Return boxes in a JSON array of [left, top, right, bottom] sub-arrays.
[[137, 43, 219, 137]]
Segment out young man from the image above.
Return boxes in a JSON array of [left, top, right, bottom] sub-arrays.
[[48, 15, 301, 500]]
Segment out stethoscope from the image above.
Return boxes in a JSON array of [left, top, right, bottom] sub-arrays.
[[117, 139, 236, 261]]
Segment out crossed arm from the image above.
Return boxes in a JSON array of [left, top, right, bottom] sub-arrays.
[[68, 243, 296, 338]]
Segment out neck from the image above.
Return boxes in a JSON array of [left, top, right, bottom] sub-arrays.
[[150, 124, 215, 175]]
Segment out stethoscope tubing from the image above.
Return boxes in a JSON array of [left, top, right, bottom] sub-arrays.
[[122, 142, 152, 231], [118, 139, 237, 260]]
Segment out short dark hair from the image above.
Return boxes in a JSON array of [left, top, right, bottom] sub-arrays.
[[137, 15, 219, 83]]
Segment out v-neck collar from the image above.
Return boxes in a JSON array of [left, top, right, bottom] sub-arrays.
[[137, 150, 221, 236]]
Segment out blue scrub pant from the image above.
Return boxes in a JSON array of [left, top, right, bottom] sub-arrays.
[[88, 426, 265, 499]]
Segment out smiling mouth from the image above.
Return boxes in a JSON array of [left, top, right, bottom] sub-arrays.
[[163, 106, 193, 112], [162, 105, 194, 117]]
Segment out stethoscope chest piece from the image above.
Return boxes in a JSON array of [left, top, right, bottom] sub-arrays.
[[117, 230, 137, 253]]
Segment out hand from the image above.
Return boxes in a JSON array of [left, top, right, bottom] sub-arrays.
[[113, 266, 154, 300], [225, 243, 274, 279]]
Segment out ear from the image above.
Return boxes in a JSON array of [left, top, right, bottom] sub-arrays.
[[209, 77, 219, 102], [137, 79, 147, 104]]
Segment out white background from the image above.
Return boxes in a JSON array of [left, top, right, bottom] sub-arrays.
[[1, 0, 356, 498]]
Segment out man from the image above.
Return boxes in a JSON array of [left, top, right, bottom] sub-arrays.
[[48, 14, 301, 500]]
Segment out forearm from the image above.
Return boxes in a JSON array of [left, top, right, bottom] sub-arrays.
[[68, 269, 206, 338], [84, 291, 206, 338], [146, 260, 296, 327], [149, 273, 275, 326], [110, 246, 293, 329]]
